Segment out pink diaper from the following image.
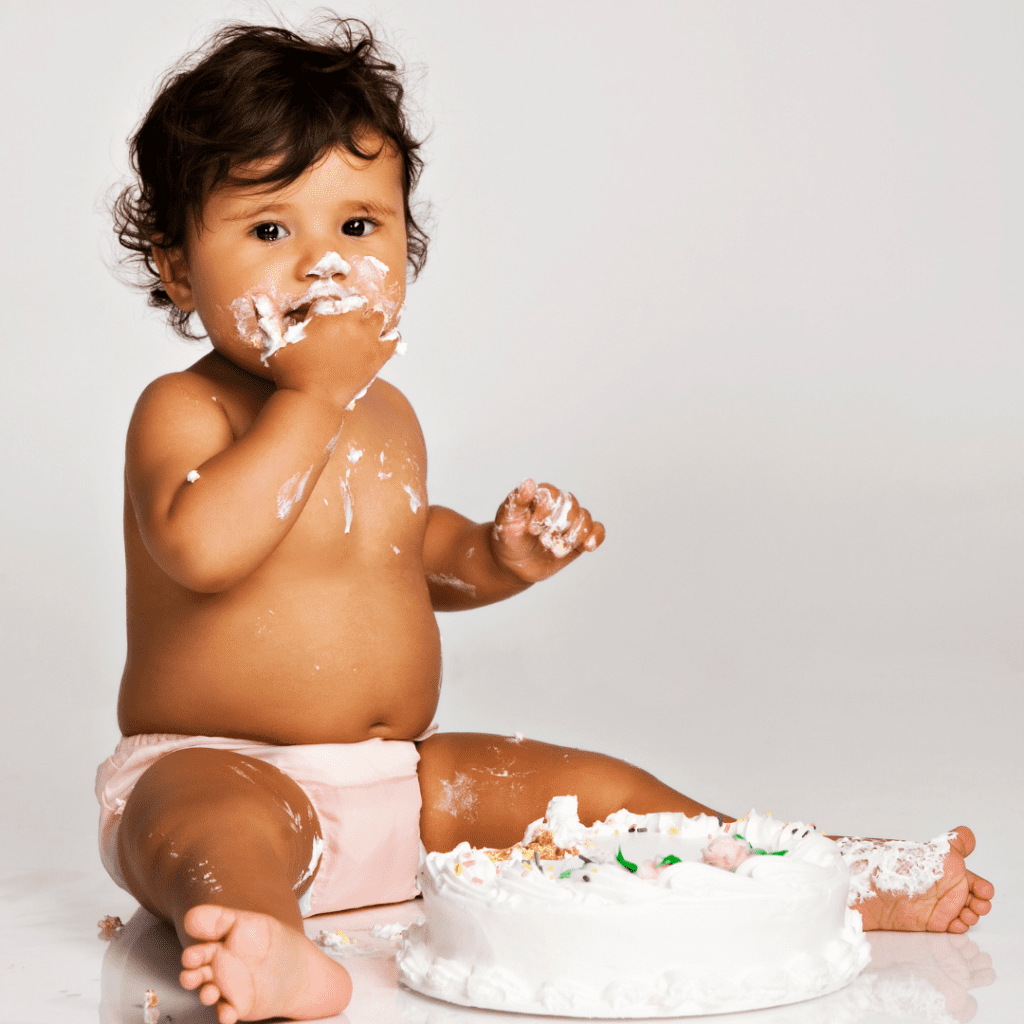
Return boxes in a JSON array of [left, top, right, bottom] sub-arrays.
[[96, 727, 436, 916]]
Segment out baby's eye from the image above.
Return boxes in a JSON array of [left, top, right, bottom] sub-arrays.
[[252, 222, 288, 242], [342, 218, 377, 237]]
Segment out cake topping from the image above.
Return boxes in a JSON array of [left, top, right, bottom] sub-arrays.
[[615, 847, 639, 873], [701, 834, 789, 872], [485, 827, 579, 863], [702, 835, 756, 871]]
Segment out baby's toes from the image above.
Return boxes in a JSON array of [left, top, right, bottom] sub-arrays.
[[967, 893, 992, 917], [181, 940, 219, 969], [958, 906, 980, 928], [950, 826, 976, 857], [180, 963, 215, 990], [968, 871, 994, 901], [199, 980, 224, 1006]]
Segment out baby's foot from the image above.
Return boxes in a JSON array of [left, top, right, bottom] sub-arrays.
[[849, 826, 994, 934], [180, 905, 351, 1023]]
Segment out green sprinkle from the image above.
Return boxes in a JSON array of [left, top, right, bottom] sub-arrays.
[[658, 854, 682, 867], [559, 868, 572, 879], [616, 847, 638, 873], [769, 850, 788, 856]]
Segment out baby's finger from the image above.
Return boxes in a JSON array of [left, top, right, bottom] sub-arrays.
[[566, 507, 593, 550], [583, 520, 606, 551], [494, 479, 536, 532], [513, 478, 537, 509], [527, 484, 565, 536]]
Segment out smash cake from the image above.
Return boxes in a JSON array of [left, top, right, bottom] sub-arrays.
[[397, 796, 870, 1017]]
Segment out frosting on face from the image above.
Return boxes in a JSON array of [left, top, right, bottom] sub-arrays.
[[229, 252, 404, 364]]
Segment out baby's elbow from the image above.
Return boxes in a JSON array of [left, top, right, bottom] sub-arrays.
[[152, 537, 251, 594]]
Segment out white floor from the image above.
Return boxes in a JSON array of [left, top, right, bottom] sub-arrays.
[[2, 850, 1017, 1024]]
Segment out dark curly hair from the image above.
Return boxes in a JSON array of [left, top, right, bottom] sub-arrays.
[[112, 17, 428, 339]]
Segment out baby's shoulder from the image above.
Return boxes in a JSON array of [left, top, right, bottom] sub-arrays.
[[369, 377, 418, 422], [130, 355, 268, 441]]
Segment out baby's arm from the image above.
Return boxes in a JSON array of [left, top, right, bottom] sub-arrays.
[[127, 377, 342, 591], [128, 315, 397, 593], [422, 479, 605, 611]]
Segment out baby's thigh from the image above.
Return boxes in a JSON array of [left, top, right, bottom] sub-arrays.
[[117, 747, 320, 915], [416, 732, 650, 853]]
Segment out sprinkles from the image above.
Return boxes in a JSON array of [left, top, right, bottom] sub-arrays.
[[616, 847, 639, 874]]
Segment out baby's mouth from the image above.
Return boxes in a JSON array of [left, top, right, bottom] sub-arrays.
[[285, 303, 312, 324]]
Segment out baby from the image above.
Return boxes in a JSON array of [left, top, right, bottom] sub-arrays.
[[97, 19, 994, 1024]]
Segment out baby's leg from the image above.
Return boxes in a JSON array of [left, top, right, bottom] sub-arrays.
[[416, 732, 729, 854], [117, 748, 351, 1024], [417, 734, 994, 935]]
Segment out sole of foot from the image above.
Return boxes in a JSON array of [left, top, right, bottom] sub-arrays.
[[179, 904, 352, 1023], [856, 826, 995, 934]]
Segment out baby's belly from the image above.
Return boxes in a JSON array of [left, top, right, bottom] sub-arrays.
[[119, 572, 443, 744]]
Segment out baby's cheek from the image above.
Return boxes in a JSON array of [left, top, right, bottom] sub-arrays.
[[348, 255, 405, 328]]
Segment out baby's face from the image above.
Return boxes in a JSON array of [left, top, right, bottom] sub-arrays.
[[178, 138, 407, 377]]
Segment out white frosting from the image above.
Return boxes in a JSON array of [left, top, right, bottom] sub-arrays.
[[313, 928, 379, 957], [836, 833, 954, 906], [307, 251, 351, 278], [403, 484, 422, 514], [295, 835, 324, 916], [228, 253, 402, 364], [398, 800, 870, 1017], [324, 427, 342, 457], [426, 572, 476, 596], [345, 380, 372, 411], [535, 487, 580, 557], [276, 467, 312, 520], [186, 470, 200, 483], [339, 472, 353, 534]]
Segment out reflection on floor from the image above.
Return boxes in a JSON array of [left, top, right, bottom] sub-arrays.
[[98, 899, 995, 1024]]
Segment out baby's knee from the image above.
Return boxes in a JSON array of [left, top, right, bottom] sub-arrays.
[[117, 748, 320, 898]]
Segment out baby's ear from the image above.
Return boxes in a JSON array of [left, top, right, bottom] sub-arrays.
[[151, 241, 195, 312]]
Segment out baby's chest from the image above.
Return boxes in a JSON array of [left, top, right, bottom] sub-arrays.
[[291, 430, 427, 556]]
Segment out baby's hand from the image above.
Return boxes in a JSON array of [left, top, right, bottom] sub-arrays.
[[491, 479, 605, 583], [263, 300, 398, 408]]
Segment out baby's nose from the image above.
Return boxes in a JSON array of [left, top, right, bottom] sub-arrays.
[[306, 251, 351, 278]]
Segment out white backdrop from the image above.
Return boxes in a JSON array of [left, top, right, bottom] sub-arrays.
[[1, 0, 1020, 896]]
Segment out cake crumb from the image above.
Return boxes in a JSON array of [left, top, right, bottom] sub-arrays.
[[485, 828, 578, 863], [97, 915, 124, 940], [314, 928, 354, 951]]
